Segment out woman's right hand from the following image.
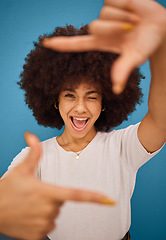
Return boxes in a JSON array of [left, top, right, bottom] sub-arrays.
[[0, 132, 116, 240], [43, 0, 166, 94]]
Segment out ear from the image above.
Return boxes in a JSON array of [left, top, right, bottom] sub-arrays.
[[54, 101, 59, 109]]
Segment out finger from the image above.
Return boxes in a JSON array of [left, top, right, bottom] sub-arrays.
[[89, 19, 135, 36], [17, 132, 42, 174], [41, 221, 56, 237], [42, 35, 121, 53], [42, 35, 98, 52], [89, 36, 121, 53], [105, 0, 134, 12], [42, 184, 117, 206], [99, 6, 140, 23], [111, 50, 145, 94]]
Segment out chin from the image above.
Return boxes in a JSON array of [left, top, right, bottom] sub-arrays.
[[71, 130, 89, 139]]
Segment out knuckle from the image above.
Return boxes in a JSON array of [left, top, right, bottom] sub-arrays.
[[48, 221, 56, 232], [68, 189, 95, 202], [99, 6, 107, 18], [104, 0, 110, 5], [68, 189, 79, 200], [89, 20, 98, 33], [45, 204, 54, 216], [54, 208, 61, 217], [26, 219, 54, 240], [125, 0, 130, 7], [30, 234, 45, 240], [69, 189, 83, 201], [40, 220, 55, 236], [39, 218, 50, 229]]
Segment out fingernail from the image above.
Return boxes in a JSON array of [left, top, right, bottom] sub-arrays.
[[122, 23, 135, 32], [100, 197, 117, 206]]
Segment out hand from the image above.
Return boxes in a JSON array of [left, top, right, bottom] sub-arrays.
[[0, 132, 116, 240], [42, 0, 166, 94]]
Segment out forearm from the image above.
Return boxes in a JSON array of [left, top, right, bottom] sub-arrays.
[[148, 39, 166, 131], [0, 179, 7, 233]]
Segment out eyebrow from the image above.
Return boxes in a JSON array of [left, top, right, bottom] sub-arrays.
[[63, 88, 76, 93], [63, 89, 100, 95]]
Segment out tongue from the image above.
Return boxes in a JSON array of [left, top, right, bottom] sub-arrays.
[[72, 119, 86, 129]]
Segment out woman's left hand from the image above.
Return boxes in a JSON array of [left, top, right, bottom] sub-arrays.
[[43, 0, 166, 94]]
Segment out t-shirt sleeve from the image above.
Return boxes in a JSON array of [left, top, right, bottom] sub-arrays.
[[7, 147, 30, 172], [118, 123, 164, 172], [4, 147, 41, 179]]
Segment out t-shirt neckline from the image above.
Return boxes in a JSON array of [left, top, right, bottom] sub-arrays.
[[55, 132, 100, 155]]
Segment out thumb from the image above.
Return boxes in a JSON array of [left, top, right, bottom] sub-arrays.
[[17, 132, 42, 175], [111, 51, 145, 94]]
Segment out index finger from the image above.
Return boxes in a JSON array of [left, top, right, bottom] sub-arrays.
[[42, 183, 117, 206], [42, 35, 97, 52]]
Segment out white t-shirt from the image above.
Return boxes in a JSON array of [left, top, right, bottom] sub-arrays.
[[8, 123, 160, 240]]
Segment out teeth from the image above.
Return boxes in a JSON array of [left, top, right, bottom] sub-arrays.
[[73, 117, 88, 121]]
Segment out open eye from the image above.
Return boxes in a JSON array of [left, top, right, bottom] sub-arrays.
[[65, 94, 75, 98]]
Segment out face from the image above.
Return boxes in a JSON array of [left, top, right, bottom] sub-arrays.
[[58, 83, 102, 140]]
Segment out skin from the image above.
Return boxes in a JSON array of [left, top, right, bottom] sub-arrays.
[[43, 0, 166, 90], [0, 132, 115, 240], [57, 84, 102, 151], [1, 0, 166, 239], [43, 0, 166, 153]]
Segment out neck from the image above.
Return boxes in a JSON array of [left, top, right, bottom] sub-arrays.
[[58, 127, 97, 152]]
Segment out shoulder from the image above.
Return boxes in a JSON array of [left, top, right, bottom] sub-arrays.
[[41, 136, 57, 148], [12, 136, 57, 166], [97, 123, 140, 143]]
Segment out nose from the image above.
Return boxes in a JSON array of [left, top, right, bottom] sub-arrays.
[[74, 99, 87, 113]]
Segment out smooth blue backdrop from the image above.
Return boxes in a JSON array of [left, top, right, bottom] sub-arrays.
[[0, 0, 166, 239]]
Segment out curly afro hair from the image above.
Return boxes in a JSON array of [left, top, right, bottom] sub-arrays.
[[18, 24, 144, 132]]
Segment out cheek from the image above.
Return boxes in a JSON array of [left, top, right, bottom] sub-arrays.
[[59, 101, 72, 119], [91, 103, 102, 117]]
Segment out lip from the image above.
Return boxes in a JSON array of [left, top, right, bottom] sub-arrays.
[[70, 116, 89, 132], [71, 116, 89, 119]]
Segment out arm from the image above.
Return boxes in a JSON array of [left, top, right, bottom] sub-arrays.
[[138, 40, 166, 153], [42, 0, 166, 152]]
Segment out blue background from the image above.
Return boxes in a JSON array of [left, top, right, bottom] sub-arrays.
[[0, 0, 165, 239]]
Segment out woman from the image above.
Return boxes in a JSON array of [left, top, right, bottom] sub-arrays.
[[6, 0, 166, 239]]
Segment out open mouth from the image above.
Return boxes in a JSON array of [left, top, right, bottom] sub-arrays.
[[70, 116, 89, 131]]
